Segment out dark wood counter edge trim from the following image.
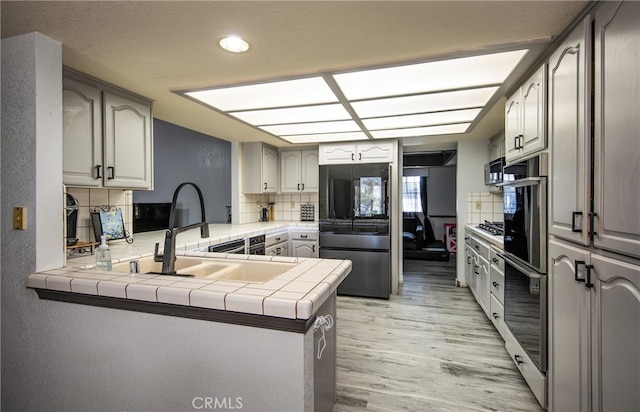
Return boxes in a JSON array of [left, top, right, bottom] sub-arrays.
[[34, 289, 316, 333]]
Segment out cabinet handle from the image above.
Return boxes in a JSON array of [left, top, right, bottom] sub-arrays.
[[573, 260, 594, 288], [95, 165, 102, 179], [301, 183, 304, 191], [492, 312, 500, 320], [517, 134, 524, 149], [467, 256, 471, 264], [571, 211, 583, 232], [275, 237, 281, 241], [107, 166, 115, 180], [358, 153, 362, 161], [492, 257, 499, 263], [514, 355, 524, 365], [264, 182, 267, 190], [474, 265, 479, 275], [312, 245, 315, 252], [300, 234, 308, 239], [351, 153, 355, 161], [297, 183, 301, 190], [492, 281, 499, 288]]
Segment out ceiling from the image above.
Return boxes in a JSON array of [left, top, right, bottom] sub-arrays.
[[1, 1, 589, 151]]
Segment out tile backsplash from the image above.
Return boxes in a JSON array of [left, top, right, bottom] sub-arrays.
[[238, 193, 319, 224], [66, 187, 133, 244], [467, 191, 504, 224]]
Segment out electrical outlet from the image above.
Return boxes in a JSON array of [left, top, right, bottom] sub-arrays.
[[475, 201, 482, 210], [13, 206, 26, 230]]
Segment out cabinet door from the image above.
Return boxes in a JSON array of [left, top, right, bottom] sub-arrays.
[[548, 240, 591, 412], [465, 243, 476, 292], [262, 145, 278, 193], [280, 151, 302, 193], [356, 141, 394, 163], [593, 1, 640, 259], [301, 149, 319, 192], [63, 78, 102, 187], [520, 65, 547, 157], [548, 17, 592, 246], [291, 240, 317, 258], [319, 143, 355, 164], [476, 254, 490, 316], [504, 93, 521, 163], [103, 92, 153, 189], [590, 254, 640, 412]]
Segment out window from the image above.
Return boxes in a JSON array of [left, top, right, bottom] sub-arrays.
[[402, 176, 422, 213]]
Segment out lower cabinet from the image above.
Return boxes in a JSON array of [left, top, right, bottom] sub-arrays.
[[266, 230, 289, 257], [548, 239, 640, 412], [505, 327, 547, 407], [313, 291, 337, 412], [291, 230, 318, 258]]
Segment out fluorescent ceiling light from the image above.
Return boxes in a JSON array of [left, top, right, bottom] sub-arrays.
[[351, 87, 498, 118], [371, 123, 470, 139], [260, 120, 360, 136], [186, 77, 337, 111], [230, 104, 351, 125], [219, 36, 250, 53], [182, 48, 528, 144], [363, 108, 482, 130], [334, 50, 527, 99], [282, 131, 369, 144]]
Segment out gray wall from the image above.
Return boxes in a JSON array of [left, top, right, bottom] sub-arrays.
[[134, 119, 231, 225]]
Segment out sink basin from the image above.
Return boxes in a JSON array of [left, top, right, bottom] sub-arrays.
[[111, 256, 295, 283]]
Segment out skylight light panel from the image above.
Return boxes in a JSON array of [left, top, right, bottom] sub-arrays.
[[334, 49, 527, 100], [186, 77, 337, 111], [229, 104, 351, 125], [371, 123, 470, 139], [260, 120, 361, 136], [352, 87, 498, 118], [363, 108, 482, 130], [282, 131, 368, 144]]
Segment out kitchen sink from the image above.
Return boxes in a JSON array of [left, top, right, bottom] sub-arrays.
[[111, 256, 295, 283]]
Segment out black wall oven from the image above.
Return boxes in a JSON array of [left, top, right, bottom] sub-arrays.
[[501, 154, 548, 373]]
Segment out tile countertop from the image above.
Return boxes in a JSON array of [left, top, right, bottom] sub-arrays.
[[465, 224, 504, 249], [27, 221, 352, 321]]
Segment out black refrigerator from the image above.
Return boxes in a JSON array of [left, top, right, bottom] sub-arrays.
[[318, 163, 391, 299]]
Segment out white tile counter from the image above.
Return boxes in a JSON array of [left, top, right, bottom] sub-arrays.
[[27, 221, 350, 326]]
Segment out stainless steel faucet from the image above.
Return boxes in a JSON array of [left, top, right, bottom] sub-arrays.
[[154, 182, 209, 275]]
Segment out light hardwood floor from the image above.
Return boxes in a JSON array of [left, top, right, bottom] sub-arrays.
[[333, 258, 544, 412]]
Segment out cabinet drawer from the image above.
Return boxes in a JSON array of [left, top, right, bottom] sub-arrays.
[[489, 293, 505, 339], [291, 230, 317, 241], [490, 246, 505, 272], [505, 328, 546, 408], [266, 231, 288, 247], [470, 236, 490, 260], [490, 268, 504, 304]]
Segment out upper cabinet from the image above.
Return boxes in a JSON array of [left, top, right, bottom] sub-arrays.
[[548, 17, 591, 247], [63, 70, 153, 190], [280, 149, 319, 193], [488, 132, 505, 160], [319, 141, 395, 165], [505, 65, 547, 164], [242, 142, 278, 194]]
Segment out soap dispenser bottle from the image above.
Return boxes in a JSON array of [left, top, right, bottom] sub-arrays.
[[95, 234, 112, 271]]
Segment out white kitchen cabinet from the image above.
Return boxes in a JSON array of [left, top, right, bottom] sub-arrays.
[[489, 246, 506, 339], [280, 149, 319, 193], [549, 239, 640, 412], [464, 238, 476, 293], [592, 0, 640, 259], [488, 132, 505, 161], [319, 141, 395, 165], [103, 91, 153, 189], [548, 17, 592, 247], [504, 64, 547, 164], [242, 142, 278, 194], [290, 230, 318, 258], [266, 230, 289, 257], [465, 233, 490, 317], [63, 73, 153, 189], [505, 327, 547, 407], [63, 77, 102, 187]]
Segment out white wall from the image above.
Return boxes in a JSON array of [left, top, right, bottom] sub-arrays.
[[455, 140, 490, 285]]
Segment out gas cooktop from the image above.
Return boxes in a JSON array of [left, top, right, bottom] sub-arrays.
[[477, 221, 504, 236]]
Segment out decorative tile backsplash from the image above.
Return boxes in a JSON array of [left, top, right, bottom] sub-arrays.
[[467, 191, 504, 224], [66, 187, 133, 244]]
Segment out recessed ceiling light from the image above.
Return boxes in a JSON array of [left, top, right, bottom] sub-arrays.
[[219, 36, 250, 53]]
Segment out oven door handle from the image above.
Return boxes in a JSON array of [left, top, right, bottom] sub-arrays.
[[497, 177, 543, 188], [498, 252, 543, 279]]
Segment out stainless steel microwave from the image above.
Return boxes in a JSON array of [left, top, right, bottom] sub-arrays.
[[484, 157, 505, 185]]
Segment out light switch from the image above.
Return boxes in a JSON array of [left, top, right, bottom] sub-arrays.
[[13, 207, 27, 230]]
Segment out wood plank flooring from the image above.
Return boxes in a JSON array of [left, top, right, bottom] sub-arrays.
[[333, 258, 543, 412]]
